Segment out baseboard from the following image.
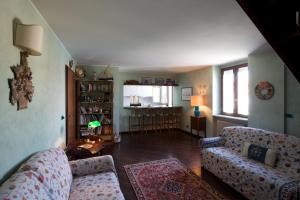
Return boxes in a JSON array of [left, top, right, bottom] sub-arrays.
[[120, 128, 183, 135], [180, 129, 202, 138], [120, 129, 201, 139]]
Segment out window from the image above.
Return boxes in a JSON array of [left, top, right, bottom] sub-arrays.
[[123, 85, 173, 107], [221, 64, 248, 117]]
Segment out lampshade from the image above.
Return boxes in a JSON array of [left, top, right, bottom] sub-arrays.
[[88, 120, 101, 128], [15, 24, 43, 56], [191, 95, 204, 106]]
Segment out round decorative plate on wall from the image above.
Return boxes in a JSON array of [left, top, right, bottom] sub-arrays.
[[255, 81, 274, 100]]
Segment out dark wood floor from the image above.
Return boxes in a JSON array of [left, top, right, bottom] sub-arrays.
[[103, 130, 247, 200]]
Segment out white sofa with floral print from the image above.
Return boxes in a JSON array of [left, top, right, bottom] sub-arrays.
[[200, 126, 300, 200], [0, 148, 125, 200]]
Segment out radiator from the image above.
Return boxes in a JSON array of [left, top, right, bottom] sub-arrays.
[[214, 117, 247, 135]]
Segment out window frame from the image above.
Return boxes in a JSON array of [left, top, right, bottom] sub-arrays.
[[152, 86, 173, 106], [221, 63, 248, 118]]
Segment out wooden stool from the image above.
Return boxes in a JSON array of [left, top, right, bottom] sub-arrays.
[[153, 108, 164, 132], [168, 108, 177, 130], [173, 107, 182, 130], [143, 108, 155, 133], [129, 108, 143, 133]]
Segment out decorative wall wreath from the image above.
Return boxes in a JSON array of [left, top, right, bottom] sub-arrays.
[[255, 81, 274, 100], [75, 66, 85, 78], [9, 52, 34, 110]]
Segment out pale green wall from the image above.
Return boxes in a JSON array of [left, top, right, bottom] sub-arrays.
[[0, 0, 72, 182], [285, 67, 300, 136], [177, 67, 213, 136], [248, 48, 285, 133]]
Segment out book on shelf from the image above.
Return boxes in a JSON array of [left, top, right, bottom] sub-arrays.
[[80, 128, 103, 137], [80, 114, 104, 125], [80, 106, 87, 114], [77, 79, 113, 139], [80, 128, 91, 137]]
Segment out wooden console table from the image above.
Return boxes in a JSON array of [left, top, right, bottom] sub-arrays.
[[190, 116, 206, 137]]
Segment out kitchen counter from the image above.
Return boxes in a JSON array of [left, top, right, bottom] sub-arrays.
[[124, 106, 182, 109]]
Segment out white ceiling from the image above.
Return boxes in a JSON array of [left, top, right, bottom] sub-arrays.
[[32, 0, 266, 72]]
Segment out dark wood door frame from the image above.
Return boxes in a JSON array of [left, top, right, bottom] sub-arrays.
[[66, 65, 76, 146]]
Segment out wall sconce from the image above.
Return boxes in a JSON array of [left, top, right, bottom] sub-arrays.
[[198, 84, 208, 95], [9, 24, 43, 110]]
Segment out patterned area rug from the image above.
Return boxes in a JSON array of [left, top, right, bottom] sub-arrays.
[[124, 158, 228, 200]]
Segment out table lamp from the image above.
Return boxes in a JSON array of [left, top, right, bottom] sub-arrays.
[[88, 120, 101, 135], [191, 95, 204, 117]]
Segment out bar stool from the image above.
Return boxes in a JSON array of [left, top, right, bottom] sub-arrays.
[[168, 108, 177, 130], [143, 108, 154, 133], [153, 108, 164, 132], [162, 108, 171, 132], [174, 107, 182, 129], [128, 108, 143, 133]]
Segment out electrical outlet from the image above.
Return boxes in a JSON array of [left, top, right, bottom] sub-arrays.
[[285, 113, 294, 118]]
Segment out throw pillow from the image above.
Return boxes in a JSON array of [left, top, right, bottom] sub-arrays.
[[242, 142, 277, 167]]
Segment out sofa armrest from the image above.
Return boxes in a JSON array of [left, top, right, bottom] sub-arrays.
[[199, 137, 224, 149], [69, 155, 116, 177], [279, 180, 300, 200]]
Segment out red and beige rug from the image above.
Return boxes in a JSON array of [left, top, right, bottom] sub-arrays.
[[124, 158, 228, 200]]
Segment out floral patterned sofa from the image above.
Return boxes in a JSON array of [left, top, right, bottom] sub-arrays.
[[200, 126, 300, 200], [0, 148, 125, 200]]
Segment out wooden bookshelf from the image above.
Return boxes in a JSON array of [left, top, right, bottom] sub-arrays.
[[76, 79, 114, 142], [123, 83, 178, 86]]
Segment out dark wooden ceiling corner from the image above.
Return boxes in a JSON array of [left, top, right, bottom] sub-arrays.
[[236, 0, 300, 83]]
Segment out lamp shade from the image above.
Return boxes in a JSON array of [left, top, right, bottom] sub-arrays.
[[191, 95, 204, 106], [88, 120, 101, 128], [15, 24, 43, 56]]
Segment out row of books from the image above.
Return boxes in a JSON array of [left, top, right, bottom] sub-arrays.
[[80, 83, 112, 92], [79, 114, 104, 125], [80, 127, 102, 137], [80, 128, 91, 137]]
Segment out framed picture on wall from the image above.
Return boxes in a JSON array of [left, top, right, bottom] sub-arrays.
[[181, 87, 192, 101]]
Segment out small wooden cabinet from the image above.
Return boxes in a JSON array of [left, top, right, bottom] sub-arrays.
[[190, 116, 206, 137]]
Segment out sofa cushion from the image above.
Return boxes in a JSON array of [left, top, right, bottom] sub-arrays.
[[242, 142, 277, 167], [18, 148, 72, 200], [202, 147, 297, 200], [0, 170, 51, 200], [69, 172, 125, 200]]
